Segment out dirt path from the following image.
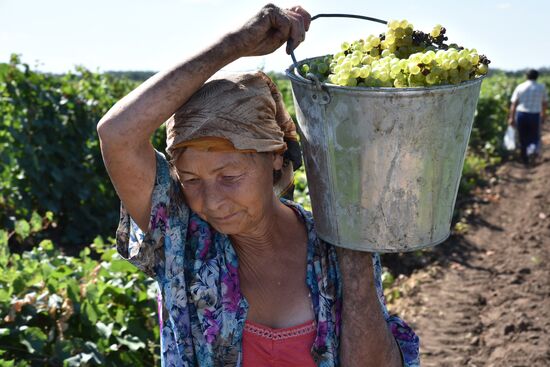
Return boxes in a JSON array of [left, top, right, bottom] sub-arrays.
[[388, 124, 550, 366]]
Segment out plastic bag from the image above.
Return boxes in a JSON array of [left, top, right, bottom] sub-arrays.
[[503, 126, 516, 151]]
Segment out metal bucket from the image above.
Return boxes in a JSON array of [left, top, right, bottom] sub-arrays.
[[286, 57, 484, 252]]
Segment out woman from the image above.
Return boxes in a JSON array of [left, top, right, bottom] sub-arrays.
[[97, 4, 419, 366]]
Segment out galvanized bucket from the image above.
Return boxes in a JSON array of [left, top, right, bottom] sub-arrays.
[[286, 57, 483, 252]]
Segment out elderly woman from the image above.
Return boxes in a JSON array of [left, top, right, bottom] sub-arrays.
[[97, 4, 419, 367]]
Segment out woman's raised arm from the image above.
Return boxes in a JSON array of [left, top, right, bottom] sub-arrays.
[[96, 4, 310, 231]]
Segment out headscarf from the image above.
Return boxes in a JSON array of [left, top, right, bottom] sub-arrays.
[[165, 71, 302, 199]]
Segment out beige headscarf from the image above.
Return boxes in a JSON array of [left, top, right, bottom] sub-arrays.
[[165, 71, 302, 199]]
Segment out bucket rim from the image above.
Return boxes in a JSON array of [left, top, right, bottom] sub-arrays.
[[285, 55, 485, 93]]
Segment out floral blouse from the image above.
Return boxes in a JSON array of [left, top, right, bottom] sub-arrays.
[[115, 150, 420, 367]]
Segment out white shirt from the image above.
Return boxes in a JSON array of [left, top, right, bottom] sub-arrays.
[[511, 80, 548, 113]]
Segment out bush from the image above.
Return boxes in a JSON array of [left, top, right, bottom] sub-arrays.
[[0, 56, 165, 248], [0, 215, 159, 366]]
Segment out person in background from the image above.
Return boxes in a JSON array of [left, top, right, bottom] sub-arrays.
[[508, 69, 548, 166]]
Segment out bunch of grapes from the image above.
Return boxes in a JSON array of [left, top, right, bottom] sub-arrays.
[[299, 20, 490, 88]]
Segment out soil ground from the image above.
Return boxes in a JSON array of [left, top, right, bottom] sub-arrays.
[[386, 123, 550, 366]]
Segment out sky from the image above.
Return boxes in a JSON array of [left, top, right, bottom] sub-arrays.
[[1, 0, 549, 74]]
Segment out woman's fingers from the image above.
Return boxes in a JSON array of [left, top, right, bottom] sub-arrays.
[[289, 6, 311, 31], [234, 4, 311, 57], [286, 11, 306, 54], [268, 6, 292, 48], [285, 9, 307, 54]]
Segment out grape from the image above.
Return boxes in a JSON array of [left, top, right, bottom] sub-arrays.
[[298, 19, 490, 88], [350, 67, 361, 78], [408, 62, 421, 75], [430, 24, 442, 38], [426, 72, 438, 85], [478, 64, 488, 75], [458, 57, 470, 69], [360, 65, 372, 78], [318, 63, 329, 74]]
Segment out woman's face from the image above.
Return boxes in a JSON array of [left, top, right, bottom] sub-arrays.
[[174, 148, 283, 235]]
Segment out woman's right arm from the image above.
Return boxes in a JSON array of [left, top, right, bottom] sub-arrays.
[[96, 4, 310, 232]]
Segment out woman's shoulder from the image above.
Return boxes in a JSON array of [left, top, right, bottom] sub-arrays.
[[279, 198, 336, 253]]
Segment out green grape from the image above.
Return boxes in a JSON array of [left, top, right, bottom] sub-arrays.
[[390, 63, 402, 77], [449, 68, 459, 80], [459, 69, 470, 81], [318, 63, 329, 74], [361, 55, 374, 65], [360, 65, 372, 78], [478, 64, 488, 75], [395, 27, 405, 38], [426, 72, 438, 85], [408, 73, 424, 87], [313, 19, 488, 88], [458, 49, 469, 58], [388, 20, 400, 30], [430, 24, 442, 38], [379, 70, 390, 82], [394, 79, 406, 88], [458, 57, 470, 69], [393, 72, 407, 87], [381, 49, 391, 57], [342, 61, 353, 72], [361, 43, 373, 53], [347, 77, 358, 87], [408, 62, 421, 75], [448, 50, 459, 60]]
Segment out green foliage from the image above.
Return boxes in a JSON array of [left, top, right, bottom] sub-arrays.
[[0, 214, 159, 366], [469, 72, 518, 156], [0, 55, 143, 246], [269, 73, 296, 120], [293, 166, 311, 211]]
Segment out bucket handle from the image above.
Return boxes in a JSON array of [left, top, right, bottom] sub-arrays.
[[288, 13, 388, 82]]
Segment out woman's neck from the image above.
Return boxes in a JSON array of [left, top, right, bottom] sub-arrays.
[[230, 198, 291, 264]]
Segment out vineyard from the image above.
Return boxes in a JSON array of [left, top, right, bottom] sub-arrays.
[[1, 54, 549, 366]]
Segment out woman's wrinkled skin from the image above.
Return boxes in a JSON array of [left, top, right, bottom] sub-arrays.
[[176, 148, 315, 328], [175, 149, 282, 236]]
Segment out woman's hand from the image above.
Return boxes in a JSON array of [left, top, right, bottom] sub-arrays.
[[229, 4, 311, 57]]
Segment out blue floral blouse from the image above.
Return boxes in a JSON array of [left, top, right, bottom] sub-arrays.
[[115, 150, 420, 367]]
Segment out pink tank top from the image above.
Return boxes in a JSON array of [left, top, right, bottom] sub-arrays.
[[242, 319, 317, 366]]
